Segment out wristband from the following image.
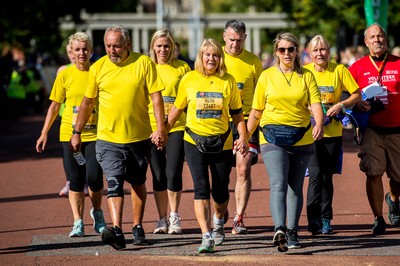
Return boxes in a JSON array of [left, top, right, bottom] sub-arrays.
[[72, 129, 81, 135]]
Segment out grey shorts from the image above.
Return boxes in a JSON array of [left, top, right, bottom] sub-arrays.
[[358, 128, 400, 182], [96, 139, 151, 185]]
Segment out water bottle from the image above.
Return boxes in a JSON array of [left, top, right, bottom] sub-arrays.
[[73, 152, 86, 165]]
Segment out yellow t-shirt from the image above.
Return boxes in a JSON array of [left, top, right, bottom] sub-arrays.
[[85, 53, 164, 144], [223, 47, 263, 116], [253, 66, 321, 145], [149, 59, 191, 132], [304, 62, 359, 137], [50, 64, 97, 142], [174, 71, 242, 150]]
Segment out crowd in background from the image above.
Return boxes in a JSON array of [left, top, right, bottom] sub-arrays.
[[1, 38, 399, 120]]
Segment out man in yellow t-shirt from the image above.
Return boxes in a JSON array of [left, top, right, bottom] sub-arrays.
[[223, 19, 263, 234], [70, 24, 167, 251]]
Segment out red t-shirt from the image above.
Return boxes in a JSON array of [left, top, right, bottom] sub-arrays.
[[349, 54, 400, 127]]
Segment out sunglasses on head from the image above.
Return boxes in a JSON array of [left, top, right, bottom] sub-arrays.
[[276, 47, 297, 54]]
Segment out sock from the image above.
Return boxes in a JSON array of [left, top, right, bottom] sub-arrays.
[[170, 211, 179, 218], [213, 213, 224, 225], [203, 231, 212, 239]]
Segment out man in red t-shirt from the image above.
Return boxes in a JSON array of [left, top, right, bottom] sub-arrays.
[[349, 23, 400, 235]]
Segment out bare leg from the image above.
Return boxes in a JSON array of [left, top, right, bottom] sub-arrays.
[[108, 197, 124, 228], [89, 188, 103, 211], [69, 191, 85, 221], [168, 190, 182, 213], [234, 152, 252, 215], [194, 199, 211, 233], [213, 200, 229, 219], [154, 190, 168, 218], [366, 175, 384, 217], [131, 183, 147, 226]]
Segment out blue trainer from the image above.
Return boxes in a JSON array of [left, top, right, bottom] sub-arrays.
[[321, 218, 333, 234], [90, 208, 106, 234], [69, 219, 84, 237]]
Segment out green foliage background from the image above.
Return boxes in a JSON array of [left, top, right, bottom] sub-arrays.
[[1, 0, 399, 60]]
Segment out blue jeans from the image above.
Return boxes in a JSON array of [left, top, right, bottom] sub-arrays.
[[261, 144, 313, 231]]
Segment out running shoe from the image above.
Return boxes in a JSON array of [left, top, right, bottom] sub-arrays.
[[168, 215, 182, 234], [90, 208, 106, 234], [212, 221, 225, 246], [101, 226, 126, 250], [287, 229, 301, 249], [133, 224, 149, 245], [198, 236, 214, 253], [385, 192, 400, 226], [69, 219, 84, 237], [231, 213, 247, 234], [153, 217, 168, 234], [273, 227, 288, 252], [372, 216, 386, 235], [321, 218, 333, 234]]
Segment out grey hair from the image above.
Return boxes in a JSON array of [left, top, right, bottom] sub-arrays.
[[364, 23, 386, 38], [224, 19, 246, 33], [104, 24, 131, 43]]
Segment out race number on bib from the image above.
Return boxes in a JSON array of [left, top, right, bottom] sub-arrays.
[[72, 106, 97, 130], [196, 92, 223, 119]]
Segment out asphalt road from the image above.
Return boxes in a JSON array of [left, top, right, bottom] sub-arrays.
[[0, 114, 399, 265]]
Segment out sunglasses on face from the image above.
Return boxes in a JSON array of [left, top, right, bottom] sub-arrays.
[[276, 47, 297, 54]]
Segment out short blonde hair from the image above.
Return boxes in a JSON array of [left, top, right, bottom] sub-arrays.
[[194, 38, 226, 77], [68, 32, 93, 53]]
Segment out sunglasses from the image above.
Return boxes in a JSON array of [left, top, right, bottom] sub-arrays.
[[276, 47, 297, 54]]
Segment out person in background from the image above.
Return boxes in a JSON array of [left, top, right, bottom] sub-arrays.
[[148, 28, 191, 235], [247, 32, 323, 252], [349, 23, 400, 235], [392, 46, 400, 57], [222, 19, 263, 235], [174, 42, 194, 70], [304, 35, 361, 235], [165, 38, 248, 253], [69, 24, 166, 250], [36, 32, 106, 237], [56, 42, 77, 197]]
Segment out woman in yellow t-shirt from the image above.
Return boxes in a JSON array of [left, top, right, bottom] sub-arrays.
[[148, 28, 191, 235], [247, 32, 324, 252], [304, 35, 361, 235], [166, 39, 248, 253], [36, 32, 105, 237]]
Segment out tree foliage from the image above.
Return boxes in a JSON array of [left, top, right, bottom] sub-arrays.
[[1, 0, 399, 62], [0, 0, 138, 60]]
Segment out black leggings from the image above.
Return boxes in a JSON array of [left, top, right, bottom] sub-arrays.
[[306, 137, 342, 221], [184, 141, 232, 203], [61, 141, 103, 192], [150, 131, 184, 192]]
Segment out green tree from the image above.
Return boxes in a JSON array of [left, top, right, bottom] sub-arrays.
[[0, 0, 138, 61]]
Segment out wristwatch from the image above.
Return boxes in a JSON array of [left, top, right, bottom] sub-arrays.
[[72, 129, 81, 135]]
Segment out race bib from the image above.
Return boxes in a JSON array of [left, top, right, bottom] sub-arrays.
[[163, 96, 175, 118], [196, 92, 223, 119], [72, 106, 97, 130], [237, 82, 244, 102]]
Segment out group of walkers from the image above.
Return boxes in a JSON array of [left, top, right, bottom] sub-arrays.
[[35, 20, 400, 254]]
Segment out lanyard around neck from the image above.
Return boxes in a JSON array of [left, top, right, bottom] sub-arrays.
[[369, 53, 387, 85]]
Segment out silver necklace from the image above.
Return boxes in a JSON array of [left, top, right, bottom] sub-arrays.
[[278, 65, 294, 86]]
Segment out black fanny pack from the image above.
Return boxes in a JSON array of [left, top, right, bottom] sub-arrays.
[[186, 127, 231, 154], [261, 123, 311, 146]]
